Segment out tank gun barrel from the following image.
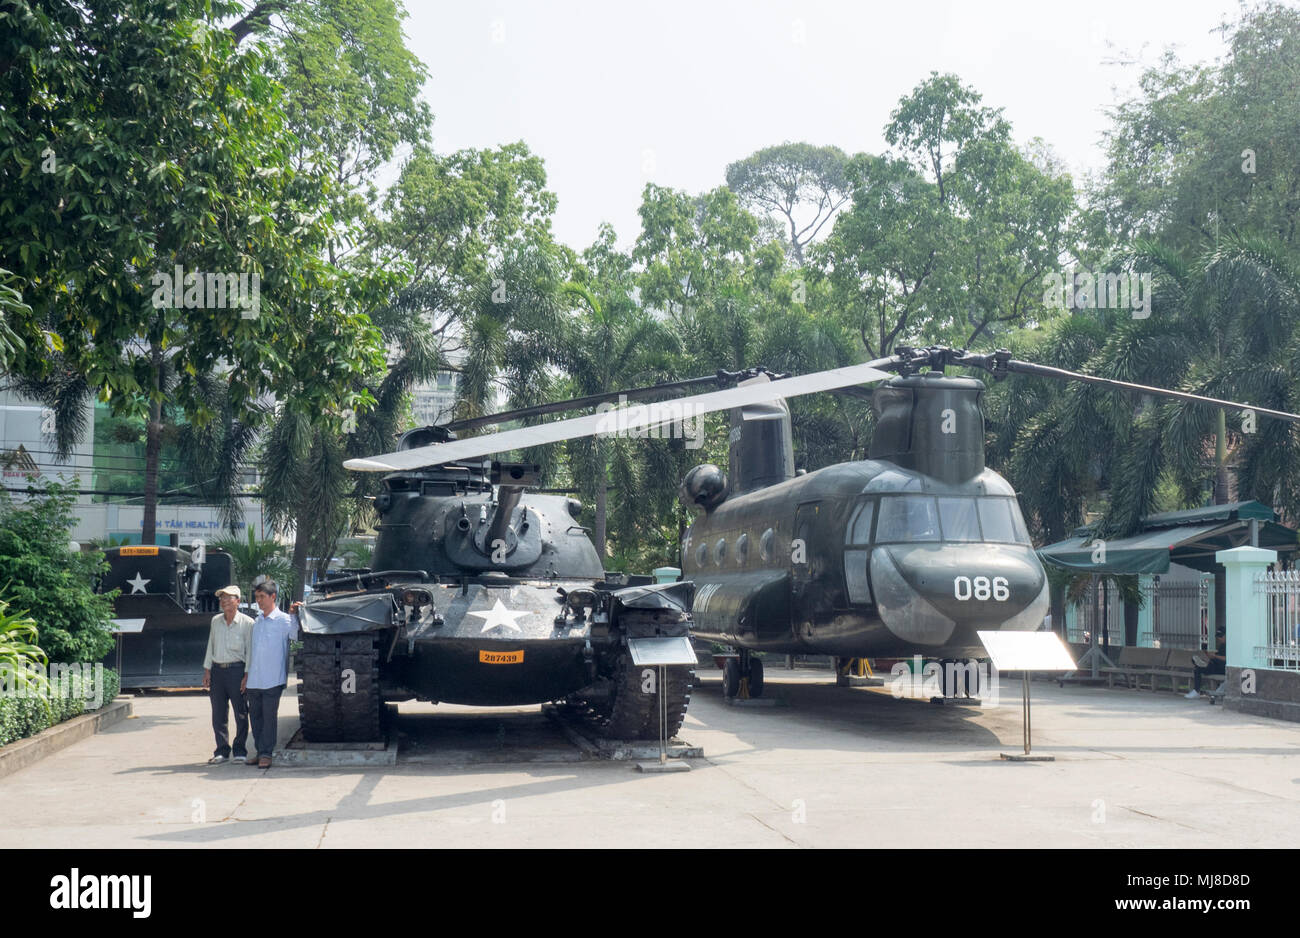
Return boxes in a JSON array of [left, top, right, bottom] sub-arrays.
[[485, 485, 523, 550]]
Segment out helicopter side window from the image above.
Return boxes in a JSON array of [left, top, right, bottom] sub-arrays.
[[1008, 500, 1032, 544], [759, 528, 775, 563], [845, 499, 875, 545], [714, 538, 727, 565], [736, 533, 749, 565], [937, 497, 980, 542], [875, 496, 940, 543], [696, 542, 709, 567], [978, 498, 1030, 544]]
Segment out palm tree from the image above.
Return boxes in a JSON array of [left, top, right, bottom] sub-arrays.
[[1006, 233, 1300, 634], [259, 281, 445, 600]]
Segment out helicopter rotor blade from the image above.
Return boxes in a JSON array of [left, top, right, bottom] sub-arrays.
[[344, 361, 893, 472], [446, 372, 731, 433], [956, 350, 1300, 424]]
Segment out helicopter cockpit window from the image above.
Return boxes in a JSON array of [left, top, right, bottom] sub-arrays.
[[875, 495, 941, 543], [977, 498, 1032, 545], [846, 500, 875, 545], [937, 497, 980, 542]]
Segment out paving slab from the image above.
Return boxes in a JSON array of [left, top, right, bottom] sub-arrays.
[[0, 669, 1297, 848]]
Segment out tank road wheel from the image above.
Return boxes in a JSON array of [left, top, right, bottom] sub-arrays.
[[747, 656, 764, 698], [721, 657, 742, 699], [584, 648, 695, 741], [297, 633, 383, 743]]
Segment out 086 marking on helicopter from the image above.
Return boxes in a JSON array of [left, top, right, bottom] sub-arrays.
[[953, 575, 1010, 601]]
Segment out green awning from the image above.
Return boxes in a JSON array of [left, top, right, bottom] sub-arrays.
[[1140, 500, 1276, 528], [1039, 522, 1229, 575]]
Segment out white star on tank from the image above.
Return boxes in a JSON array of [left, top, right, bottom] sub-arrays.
[[469, 598, 529, 634], [126, 572, 150, 594]]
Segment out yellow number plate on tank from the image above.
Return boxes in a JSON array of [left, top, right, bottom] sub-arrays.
[[479, 649, 524, 664], [120, 546, 159, 556]]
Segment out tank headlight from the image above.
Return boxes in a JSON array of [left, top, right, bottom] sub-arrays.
[[402, 588, 432, 607], [566, 588, 596, 610]]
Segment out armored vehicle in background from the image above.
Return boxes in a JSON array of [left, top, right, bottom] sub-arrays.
[[98, 536, 236, 688]]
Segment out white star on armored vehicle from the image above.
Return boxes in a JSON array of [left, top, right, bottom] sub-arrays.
[[468, 598, 530, 634]]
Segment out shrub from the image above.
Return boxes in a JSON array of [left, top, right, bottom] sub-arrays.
[[0, 666, 120, 747], [0, 480, 117, 662]]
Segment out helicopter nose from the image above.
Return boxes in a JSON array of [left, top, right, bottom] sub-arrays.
[[869, 544, 1047, 646]]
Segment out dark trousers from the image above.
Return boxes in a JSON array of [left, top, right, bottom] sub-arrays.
[[247, 684, 285, 757], [1194, 657, 1226, 692], [210, 665, 248, 757]]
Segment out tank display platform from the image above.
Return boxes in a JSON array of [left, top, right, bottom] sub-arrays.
[[541, 704, 704, 761], [276, 728, 399, 767]]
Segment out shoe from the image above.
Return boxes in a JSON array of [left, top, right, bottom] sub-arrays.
[[258, 756, 272, 768], [207, 754, 228, 764], [246, 755, 260, 765], [1191, 655, 1209, 668], [232, 753, 248, 763], [1185, 690, 1201, 699]]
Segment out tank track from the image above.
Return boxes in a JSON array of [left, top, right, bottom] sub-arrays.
[[580, 647, 694, 741], [297, 633, 383, 742]]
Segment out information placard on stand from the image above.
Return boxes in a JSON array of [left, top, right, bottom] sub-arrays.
[[977, 631, 1076, 761]]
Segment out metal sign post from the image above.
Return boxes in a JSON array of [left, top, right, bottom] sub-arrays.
[[628, 636, 697, 773], [977, 631, 1077, 762]]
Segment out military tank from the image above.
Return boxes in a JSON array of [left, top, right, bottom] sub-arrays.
[[296, 429, 696, 743]]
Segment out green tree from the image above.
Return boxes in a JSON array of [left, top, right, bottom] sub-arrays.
[[1094, 2, 1300, 255], [815, 74, 1077, 357], [0, 481, 116, 663], [725, 142, 850, 265], [0, 0, 385, 541]]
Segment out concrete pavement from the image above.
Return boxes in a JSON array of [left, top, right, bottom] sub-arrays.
[[1, 668, 1297, 848]]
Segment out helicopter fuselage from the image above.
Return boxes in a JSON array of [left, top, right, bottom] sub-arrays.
[[682, 458, 1048, 659]]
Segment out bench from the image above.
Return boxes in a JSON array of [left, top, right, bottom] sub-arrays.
[[1100, 647, 1168, 689], [1149, 649, 1226, 696]]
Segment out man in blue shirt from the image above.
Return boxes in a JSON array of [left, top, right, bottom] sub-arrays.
[[244, 579, 299, 767]]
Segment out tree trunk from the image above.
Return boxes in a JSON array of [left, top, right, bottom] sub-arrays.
[[141, 348, 163, 545], [1049, 577, 1066, 639], [595, 477, 607, 567], [290, 524, 310, 604], [1214, 408, 1231, 504]]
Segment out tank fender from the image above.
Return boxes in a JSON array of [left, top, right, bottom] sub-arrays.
[[299, 592, 398, 635], [609, 581, 695, 639]]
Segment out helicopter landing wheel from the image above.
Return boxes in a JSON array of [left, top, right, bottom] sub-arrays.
[[721, 658, 743, 698], [747, 655, 764, 698]]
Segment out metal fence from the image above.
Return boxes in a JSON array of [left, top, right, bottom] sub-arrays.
[[1066, 576, 1209, 649], [1138, 577, 1209, 650], [1066, 580, 1125, 646], [1256, 570, 1300, 671]]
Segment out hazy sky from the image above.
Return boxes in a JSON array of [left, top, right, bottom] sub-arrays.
[[400, 0, 1241, 251]]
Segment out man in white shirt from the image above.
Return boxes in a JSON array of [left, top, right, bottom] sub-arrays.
[[244, 579, 300, 767], [202, 585, 255, 765]]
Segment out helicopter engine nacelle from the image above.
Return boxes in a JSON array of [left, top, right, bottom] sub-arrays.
[[869, 373, 986, 485], [680, 464, 728, 512]]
